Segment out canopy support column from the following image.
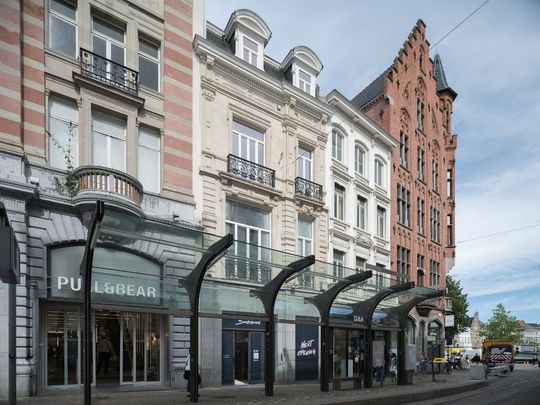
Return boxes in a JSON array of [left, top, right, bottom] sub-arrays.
[[251, 255, 315, 397], [307, 271, 372, 392], [80, 201, 105, 405], [182, 234, 234, 403]]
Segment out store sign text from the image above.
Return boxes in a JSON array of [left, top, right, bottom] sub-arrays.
[[57, 276, 157, 298], [297, 339, 317, 357]]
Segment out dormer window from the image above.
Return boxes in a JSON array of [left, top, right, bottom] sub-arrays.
[[298, 69, 312, 94], [242, 35, 259, 67]]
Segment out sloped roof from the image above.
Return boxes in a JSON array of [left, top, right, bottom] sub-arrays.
[[350, 66, 392, 109], [433, 54, 457, 99]]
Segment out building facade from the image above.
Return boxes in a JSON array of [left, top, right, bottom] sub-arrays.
[[192, 9, 333, 386], [455, 311, 481, 349], [0, 0, 199, 397], [351, 20, 458, 359]]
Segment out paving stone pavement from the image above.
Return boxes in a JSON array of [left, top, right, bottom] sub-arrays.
[[2, 368, 494, 405]]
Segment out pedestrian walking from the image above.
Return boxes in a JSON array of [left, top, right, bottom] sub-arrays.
[[389, 352, 397, 382], [419, 352, 428, 381], [465, 355, 470, 369], [184, 353, 201, 397]]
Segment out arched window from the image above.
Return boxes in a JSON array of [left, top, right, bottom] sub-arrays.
[[405, 317, 416, 345], [332, 130, 344, 162], [354, 144, 366, 175], [374, 158, 385, 187]]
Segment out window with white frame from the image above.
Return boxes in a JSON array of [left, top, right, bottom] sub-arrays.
[[334, 183, 345, 220], [298, 69, 312, 94], [297, 217, 314, 288], [49, 97, 78, 170], [355, 145, 365, 175], [332, 130, 343, 162], [49, 0, 77, 57], [418, 147, 425, 182], [225, 200, 271, 283], [432, 160, 439, 193], [138, 126, 160, 193], [417, 197, 425, 235], [92, 16, 126, 86], [356, 256, 366, 272], [374, 159, 384, 187], [232, 121, 265, 165], [356, 195, 367, 230], [138, 37, 160, 91], [397, 185, 410, 227], [430, 207, 440, 243], [333, 250, 345, 279], [242, 35, 259, 66], [400, 131, 409, 168], [297, 146, 312, 181], [376, 206, 386, 238], [91, 110, 126, 171]]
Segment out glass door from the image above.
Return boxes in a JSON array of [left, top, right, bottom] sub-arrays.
[[92, 17, 126, 86]]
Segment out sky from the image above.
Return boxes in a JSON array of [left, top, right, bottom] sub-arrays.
[[205, 0, 540, 323]]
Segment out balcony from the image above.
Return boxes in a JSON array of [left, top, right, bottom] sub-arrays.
[[227, 154, 275, 188], [73, 166, 143, 214], [295, 177, 323, 203], [79, 48, 138, 96]]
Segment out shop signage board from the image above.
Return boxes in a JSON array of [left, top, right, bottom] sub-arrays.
[[295, 323, 319, 380], [49, 245, 162, 307]]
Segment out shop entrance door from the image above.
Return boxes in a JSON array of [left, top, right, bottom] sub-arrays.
[[222, 330, 264, 385]]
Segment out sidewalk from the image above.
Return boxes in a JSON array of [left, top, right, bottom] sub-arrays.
[[2, 369, 490, 405]]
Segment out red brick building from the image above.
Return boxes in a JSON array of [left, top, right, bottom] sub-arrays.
[[351, 20, 457, 355]]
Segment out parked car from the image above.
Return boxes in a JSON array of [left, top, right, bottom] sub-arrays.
[[514, 352, 537, 364]]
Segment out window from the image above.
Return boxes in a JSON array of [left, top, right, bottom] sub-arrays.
[[397, 185, 410, 227], [376, 206, 386, 238], [397, 246, 410, 282], [92, 17, 126, 85], [432, 160, 439, 193], [232, 121, 265, 165], [356, 257, 366, 272], [400, 131, 409, 168], [92, 110, 126, 170], [374, 159, 384, 187], [417, 98, 424, 131], [356, 196, 367, 230], [298, 69, 312, 94], [430, 207, 440, 243], [49, 97, 78, 170], [333, 250, 344, 279], [298, 147, 312, 181], [447, 169, 453, 198], [225, 201, 270, 282], [139, 37, 160, 91], [332, 131, 343, 161], [49, 0, 77, 57], [355, 145, 365, 175], [447, 214, 453, 246], [418, 147, 425, 182], [334, 183, 345, 220], [417, 197, 425, 235], [429, 260, 440, 288], [297, 217, 313, 288], [242, 36, 258, 66], [417, 254, 425, 287], [138, 127, 160, 193]]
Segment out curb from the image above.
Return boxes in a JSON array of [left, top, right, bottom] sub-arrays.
[[335, 380, 490, 404]]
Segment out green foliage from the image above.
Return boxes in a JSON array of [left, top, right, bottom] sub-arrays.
[[49, 122, 78, 197], [480, 303, 521, 342], [446, 276, 469, 334]]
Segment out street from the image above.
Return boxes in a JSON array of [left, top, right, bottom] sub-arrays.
[[411, 364, 540, 405]]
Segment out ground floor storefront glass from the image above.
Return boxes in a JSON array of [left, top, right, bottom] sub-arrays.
[[45, 305, 164, 388], [333, 328, 364, 379]]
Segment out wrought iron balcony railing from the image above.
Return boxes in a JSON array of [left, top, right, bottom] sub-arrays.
[[80, 48, 138, 96], [227, 154, 275, 188], [295, 177, 323, 203], [74, 165, 143, 206]]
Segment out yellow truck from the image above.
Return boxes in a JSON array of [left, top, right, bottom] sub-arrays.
[[482, 340, 514, 372]]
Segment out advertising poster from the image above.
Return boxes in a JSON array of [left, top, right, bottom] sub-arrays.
[[295, 323, 318, 380]]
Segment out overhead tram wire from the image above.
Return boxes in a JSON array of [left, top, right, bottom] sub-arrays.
[[456, 223, 540, 244], [325, 0, 492, 138]]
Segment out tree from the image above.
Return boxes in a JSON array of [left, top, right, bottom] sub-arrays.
[[480, 303, 521, 342], [446, 276, 469, 334]]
